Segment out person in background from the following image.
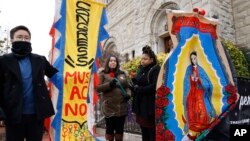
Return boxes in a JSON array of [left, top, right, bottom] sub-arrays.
[[95, 55, 131, 141], [129, 45, 160, 141], [0, 25, 58, 141]]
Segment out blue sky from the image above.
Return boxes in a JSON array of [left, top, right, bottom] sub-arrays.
[[0, 0, 55, 58]]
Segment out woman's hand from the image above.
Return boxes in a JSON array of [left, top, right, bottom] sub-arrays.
[[109, 79, 117, 87]]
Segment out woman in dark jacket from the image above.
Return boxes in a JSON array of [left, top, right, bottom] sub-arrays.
[[96, 55, 131, 141], [130, 45, 160, 141]]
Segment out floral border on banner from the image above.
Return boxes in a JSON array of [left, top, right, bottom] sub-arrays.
[[155, 84, 238, 141], [197, 83, 238, 140], [225, 84, 237, 104], [155, 85, 175, 141]]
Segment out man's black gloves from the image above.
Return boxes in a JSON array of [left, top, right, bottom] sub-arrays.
[[109, 79, 117, 87]]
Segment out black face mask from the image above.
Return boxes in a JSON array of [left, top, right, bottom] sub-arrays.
[[11, 41, 32, 59]]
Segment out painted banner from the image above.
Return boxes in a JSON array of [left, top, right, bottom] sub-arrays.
[[156, 9, 238, 141], [50, 0, 108, 140]]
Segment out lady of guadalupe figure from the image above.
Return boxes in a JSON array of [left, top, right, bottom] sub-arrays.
[[183, 51, 216, 140]]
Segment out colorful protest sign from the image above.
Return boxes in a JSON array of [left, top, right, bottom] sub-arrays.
[[156, 9, 238, 141], [50, 0, 108, 140]]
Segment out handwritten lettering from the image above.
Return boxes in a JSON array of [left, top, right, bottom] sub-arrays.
[[70, 86, 87, 100], [65, 103, 87, 116], [75, 1, 91, 67], [64, 71, 90, 117], [65, 71, 89, 84]]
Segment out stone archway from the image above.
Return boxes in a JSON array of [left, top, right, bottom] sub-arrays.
[[100, 37, 117, 65], [103, 36, 117, 52], [145, 2, 179, 53], [102, 36, 126, 63]]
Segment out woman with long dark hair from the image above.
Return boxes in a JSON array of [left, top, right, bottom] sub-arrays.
[[96, 55, 131, 141]]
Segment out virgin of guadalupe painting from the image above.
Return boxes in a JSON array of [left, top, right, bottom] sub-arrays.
[[155, 9, 238, 141], [183, 51, 216, 137]]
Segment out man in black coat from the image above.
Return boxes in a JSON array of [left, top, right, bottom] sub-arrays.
[[0, 25, 58, 141]]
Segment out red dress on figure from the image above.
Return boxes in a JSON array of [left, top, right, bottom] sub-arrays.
[[186, 66, 210, 132]]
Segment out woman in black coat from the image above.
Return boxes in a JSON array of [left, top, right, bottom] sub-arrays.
[[130, 45, 160, 141]]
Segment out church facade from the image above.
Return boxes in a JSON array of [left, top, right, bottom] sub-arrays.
[[102, 0, 250, 61]]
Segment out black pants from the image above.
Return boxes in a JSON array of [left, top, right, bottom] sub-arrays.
[[141, 126, 155, 141], [5, 114, 44, 141], [105, 115, 126, 135]]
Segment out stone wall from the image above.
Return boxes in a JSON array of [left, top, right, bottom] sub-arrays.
[[105, 0, 243, 58], [210, 0, 235, 42], [232, 0, 250, 50], [106, 0, 155, 57]]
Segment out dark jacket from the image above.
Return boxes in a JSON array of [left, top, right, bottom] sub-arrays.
[[132, 63, 160, 118], [0, 53, 58, 124], [95, 69, 131, 117]]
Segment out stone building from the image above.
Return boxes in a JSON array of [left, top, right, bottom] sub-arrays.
[[101, 0, 250, 62]]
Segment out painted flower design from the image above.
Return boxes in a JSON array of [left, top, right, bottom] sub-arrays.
[[225, 84, 238, 104], [155, 108, 163, 119], [225, 84, 237, 95], [156, 134, 164, 141], [156, 123, 165, 133], [164, 129, 175, 141], [227, 94, 237, 104], [156, 85, 170, 97], [155, 85, 175, 141], [156, 97, 169, 108]]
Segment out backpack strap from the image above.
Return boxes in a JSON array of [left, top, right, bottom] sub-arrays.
[[147, 65, 158, 84]]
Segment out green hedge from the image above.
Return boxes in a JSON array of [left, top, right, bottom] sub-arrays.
[[121, 52, 167, 77], [223, 40, 250, 77]]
